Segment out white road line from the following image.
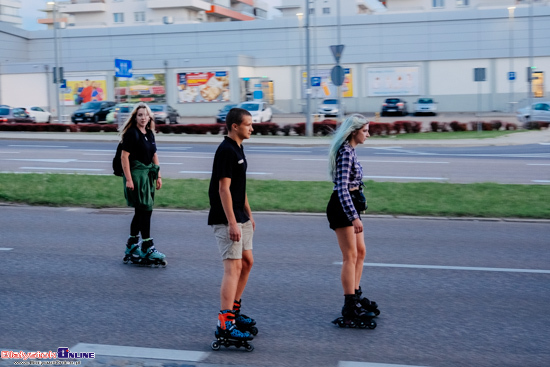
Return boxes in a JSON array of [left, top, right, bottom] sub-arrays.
[[0, 248, 14, 251], [82, 153, 112, 156], [9, 145, 68, 148], [179, 170, 271, 175], [70, 343, 207, 362], [364, 160, 449, 164], [363, 175, 448, 180], [160, 155, 213, 159], [528, 163, 550, 166], [159, 162, 182, 165], [248, 149, 311, 153], [293, 158, 328, 161], [532, 180, 550, 183], [375, 152, 550, 158], [332, 262, 550, 274], [20, 167, 104, 171], [0, 151, 20, 154], [339, 362, 430, 367], [5, 158, 77, 163]]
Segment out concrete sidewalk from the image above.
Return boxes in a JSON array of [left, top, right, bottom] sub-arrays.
[[1, 128, 549, 147]]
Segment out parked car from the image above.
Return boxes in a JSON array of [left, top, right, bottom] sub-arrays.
[[149, 104, 179, 124], [318, 99, 344, 117], [0, 107, 35, 123], [413, 98, 437, 116], [216, 103, 238, 124], [106, 103, 134, 124], [237, 101, 272, 123], [381, 98, 408, 116], [26, 106, 52, 123], [516, 101, 550, 127], [71, 101, 116, 123]]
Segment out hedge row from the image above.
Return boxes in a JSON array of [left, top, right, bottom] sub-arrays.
[[0, 120, 527, 136]]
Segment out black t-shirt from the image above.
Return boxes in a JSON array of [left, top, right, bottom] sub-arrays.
[[121, 126, 157, 165], [208, 136, 249, 225]]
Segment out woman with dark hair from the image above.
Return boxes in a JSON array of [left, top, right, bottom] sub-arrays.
[[120, 103, 166, 267], [327, 114, 379, 328]]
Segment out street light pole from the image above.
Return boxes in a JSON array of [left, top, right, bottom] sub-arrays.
[[49, 1, 61, 123], [305, 0, 312, 137], [528, 0, 533, 121], [508, 6, 515, 113]]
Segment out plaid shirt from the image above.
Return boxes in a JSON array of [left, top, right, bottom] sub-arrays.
[[333, 141, 364, 221]]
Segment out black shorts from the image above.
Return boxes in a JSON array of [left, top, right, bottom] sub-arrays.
[[326, 190, 362, 230]]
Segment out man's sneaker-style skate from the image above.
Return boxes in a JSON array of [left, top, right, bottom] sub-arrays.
[[233, 299, 258, 336], [123, 235, 141, 264], [139, 239, 167, 267], [211, 309, 254, 352]]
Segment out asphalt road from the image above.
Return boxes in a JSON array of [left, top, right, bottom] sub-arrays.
[[1, 206, 549, 367], [0, 139, 549, 184]]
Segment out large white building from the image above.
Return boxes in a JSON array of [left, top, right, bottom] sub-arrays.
[[0, 0, 21, 27], [38, 0, 270, 29]]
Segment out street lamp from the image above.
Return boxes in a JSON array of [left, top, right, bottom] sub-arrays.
[[508, 6, 515, 113], [296, 13, 304, 114], [305, 0, 312, 136], [47, 1, 61, 123]]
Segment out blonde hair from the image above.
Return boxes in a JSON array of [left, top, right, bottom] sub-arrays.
[[119, 103, 156, 142], [328, 114, 369, 179]]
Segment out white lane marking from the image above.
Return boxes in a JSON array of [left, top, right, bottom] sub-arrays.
[[70, 343, 207, 362], [9, 145, 68, 148], [0, 151, 20, 154], [20, 167, 104, 171], [333, 262, 550, 274], [179, 170, 272, 175], [339, 362, 430, 367], [159, 162, 182, 165], [5, 158, 77, 163], [160, 155, 213, 159], [528, 163, 550, 166], [366, 146, 404, 150], [157, 147, 193, 151], [375, 152, 550, 158], [82, 153, 112, 156], [292, 159, 449, 164], [0, 248, 14, 251], [532, 180, 550, 183], [539, 143, 550, 145], [293, 158, 327, 161], [363, 175, 448, 180], [248, 149, 311, 153]]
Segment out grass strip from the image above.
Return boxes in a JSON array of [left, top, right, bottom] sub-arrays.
[[0, 173, 548, 219]]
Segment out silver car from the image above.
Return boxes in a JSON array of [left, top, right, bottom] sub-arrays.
[[516, 101, 550, 127], [413, 98, 437, 116], [318, 99, 344, 117]]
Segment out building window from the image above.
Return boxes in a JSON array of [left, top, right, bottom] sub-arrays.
[[113, 0, 124, 2], [0, 5, 20, 17], [323, 7, 330, 14], [134, 11, 145, 22], [113, 13, 124, 23], [433, 0, 444, 8], [456, 0, 469, 6], [309, 8, 315, 15]]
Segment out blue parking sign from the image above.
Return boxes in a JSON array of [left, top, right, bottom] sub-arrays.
[[115, 59, 133, 78], [311, 77, 321, 87], [508, 72, 516, 81]]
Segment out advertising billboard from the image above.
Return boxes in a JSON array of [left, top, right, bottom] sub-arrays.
[[302, 68, 353, 99], [367, 67, 420, 96], [115, 73, 166, 103], [177, 71, 230, 103], [62, 77, 108, 106]]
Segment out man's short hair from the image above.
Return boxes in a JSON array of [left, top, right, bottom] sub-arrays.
[[226, 108, 251, 130]]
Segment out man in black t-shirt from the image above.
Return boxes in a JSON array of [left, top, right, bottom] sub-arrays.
[[208, 107, 257, 341]]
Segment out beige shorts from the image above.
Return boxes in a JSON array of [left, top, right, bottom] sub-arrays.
[[212, 220, 254, 260]]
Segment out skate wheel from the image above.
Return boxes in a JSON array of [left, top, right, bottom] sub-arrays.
[[337, 319, 346, 328], [123, 257, 129, 264], [358, 321, 367, 329], [245, 343, 254, 352], [211, 341, 220, 351], [368, 320, 377, 329], [250, 326, 258, 336], [161, 260, 167, 267]]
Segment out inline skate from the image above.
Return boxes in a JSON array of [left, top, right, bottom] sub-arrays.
[[356, 286, 380, 316], [332, 294, 377, 329], [123, 235, 141, 264], [138, 239, 167, 267], [211, 310, 254, 352], [233, 299, 258, 336]]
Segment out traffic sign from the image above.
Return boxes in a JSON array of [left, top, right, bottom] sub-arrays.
[[331, 65, 345, 86], [508, 72, 516, 81], [115, 59, 133, 78], [311, 77, 321, 87], [330, 45, 345, 64]]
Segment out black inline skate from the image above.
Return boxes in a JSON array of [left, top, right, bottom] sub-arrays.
[[332, 294, 377, 329], [211, 310, 254, 352], [356, 286, 380, 317], [233, 299, 258, 336]]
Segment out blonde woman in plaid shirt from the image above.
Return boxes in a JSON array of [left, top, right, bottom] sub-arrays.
[[327, 114, 380, 328]]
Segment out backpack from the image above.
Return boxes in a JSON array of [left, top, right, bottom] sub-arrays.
[[112, 143, 123, 177]]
